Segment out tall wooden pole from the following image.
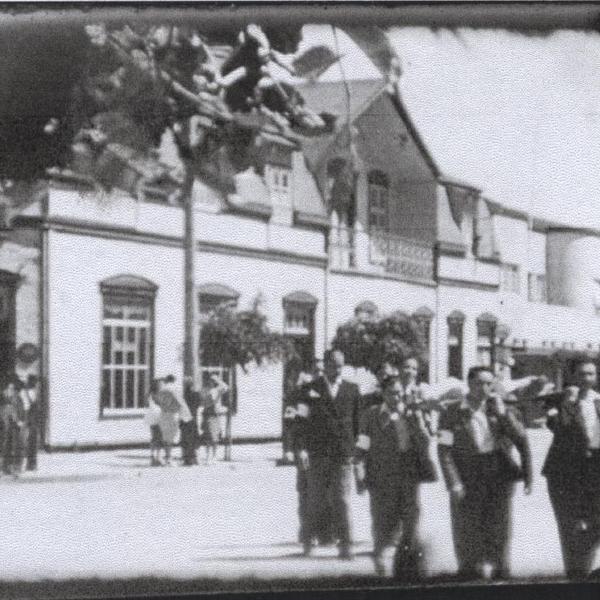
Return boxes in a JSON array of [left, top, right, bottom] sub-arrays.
[[182, 160, 198, 387]]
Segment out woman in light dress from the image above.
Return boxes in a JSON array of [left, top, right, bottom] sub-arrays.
[[147, 375, 192, 466], [199, 373, 229, 464]]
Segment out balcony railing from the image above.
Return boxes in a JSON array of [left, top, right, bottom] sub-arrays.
[[329, 226, 434, 283], [369, 230, 434, 283]]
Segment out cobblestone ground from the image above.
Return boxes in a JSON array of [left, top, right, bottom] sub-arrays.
[[0, 429, 572, 590]]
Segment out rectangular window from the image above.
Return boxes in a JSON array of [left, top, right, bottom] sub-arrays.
[[501, 263, 520, 294], [101, 299, 152, 414], [368, 183, 389, 231], [265, 164, 292, 199], [528, 273, 547, 303], [447, 320, 464, 379]]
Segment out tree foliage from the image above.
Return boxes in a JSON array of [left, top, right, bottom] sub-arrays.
[[41, 22, 338, 197], [332, 311, 427, 374], [200, 300, 295, 372]]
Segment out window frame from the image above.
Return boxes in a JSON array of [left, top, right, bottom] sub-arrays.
[[501, 263, 520, 294], [367, 171, 389, 233], [99, 277, 157, 420]]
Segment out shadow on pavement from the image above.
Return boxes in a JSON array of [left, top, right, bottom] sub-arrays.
[[3, 473, 121, 485]]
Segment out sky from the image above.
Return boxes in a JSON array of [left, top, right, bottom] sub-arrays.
[[300, 25, 600, 228]]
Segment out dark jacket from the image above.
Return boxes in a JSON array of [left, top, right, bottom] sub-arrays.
[[294, 377, 361, 462], [355, 394, 436, 488], [437, 398, 532, 490], [542, 389, 600, 479]]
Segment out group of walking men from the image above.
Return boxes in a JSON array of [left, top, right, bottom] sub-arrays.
[[284, 350, 600, 581]]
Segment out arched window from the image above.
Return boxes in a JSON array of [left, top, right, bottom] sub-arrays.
[[368, 170, 389, 231], [100, 275, 158, 415], [447, 310, 466, 379], [197, 283, 240, 320]]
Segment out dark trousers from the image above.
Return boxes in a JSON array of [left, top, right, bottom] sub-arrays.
[[180, 421, 198, 465], [547, 461, 600, 579], [369, 478, 422, 579], [369, 479, 419, 556], [450, 460, 513, 578], [26, 423, 38, 470], [3, 421, 28, 474], [306, 455, 353, 548]]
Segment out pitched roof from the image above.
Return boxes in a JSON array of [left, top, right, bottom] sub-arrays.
[[297, 78, 440, 177], [297, 79, 384, 121]]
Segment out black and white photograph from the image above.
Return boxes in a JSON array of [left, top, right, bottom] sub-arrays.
[[1, 2, 600, 597]]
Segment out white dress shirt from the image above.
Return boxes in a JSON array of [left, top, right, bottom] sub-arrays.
[[470, 403, 495, 454], [579, 390, 600, 449], [330, 376, 343, 399]]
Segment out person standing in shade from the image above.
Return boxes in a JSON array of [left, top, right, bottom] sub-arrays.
[[295, 349, 361, 560], [542, 359, 600, 579], [354, 364, 436, 579], [2, 377, 28, 477], [24, 375, 40, 471], [180, 376, 201, 466], [437, 366, 532, 581]]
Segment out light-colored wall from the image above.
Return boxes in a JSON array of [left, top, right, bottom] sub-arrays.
[[47, 230, 184, 447], [46, 227, 327, 446], [546, 230, 600, 312]]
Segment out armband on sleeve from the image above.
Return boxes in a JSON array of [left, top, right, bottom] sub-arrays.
[[438, 429, 454, 446], [296, 403, 309, 418], [356, 434, 371, 451]]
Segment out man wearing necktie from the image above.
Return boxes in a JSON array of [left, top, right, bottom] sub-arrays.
[[295, 349, 361, 559], [542, 359, 600, 579], [437, 366, 532, 581], [354, 361, 436, 579]]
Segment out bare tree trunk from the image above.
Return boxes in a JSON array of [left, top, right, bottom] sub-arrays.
[[182, 161, 198, 387]]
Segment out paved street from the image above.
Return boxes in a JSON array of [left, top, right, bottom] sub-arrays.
[[0, 429, 574, 590]]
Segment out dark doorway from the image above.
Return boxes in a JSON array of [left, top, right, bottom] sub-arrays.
[[0, 271, 18, 389]]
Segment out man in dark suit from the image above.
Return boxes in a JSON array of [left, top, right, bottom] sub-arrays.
[[437, 366, 532, 581], [295, 349, 361, 559], [542, 358, 600, 579], [354, 361, 436, 579]]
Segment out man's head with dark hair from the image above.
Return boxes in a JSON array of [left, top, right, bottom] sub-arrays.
[[467, 366, 495, 402], [575, 359, 597, 390], [163, 374, 176, 384], [324, 349, 344, 380], [467, 366, 494, 383]]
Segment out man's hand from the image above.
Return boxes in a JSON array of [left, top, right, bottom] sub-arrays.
[[285, 451, 295, 464], [489, 395, 506, 416], [297, 450, 309, 471], [524, 482, 532, 496], [450, 483, 465, 502]]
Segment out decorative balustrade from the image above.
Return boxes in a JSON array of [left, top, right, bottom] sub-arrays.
[[329, 226, 435, 283], [369, 231, 435, 282]]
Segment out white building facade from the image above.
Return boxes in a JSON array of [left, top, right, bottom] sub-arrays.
[[3, 79, 600, 447]]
